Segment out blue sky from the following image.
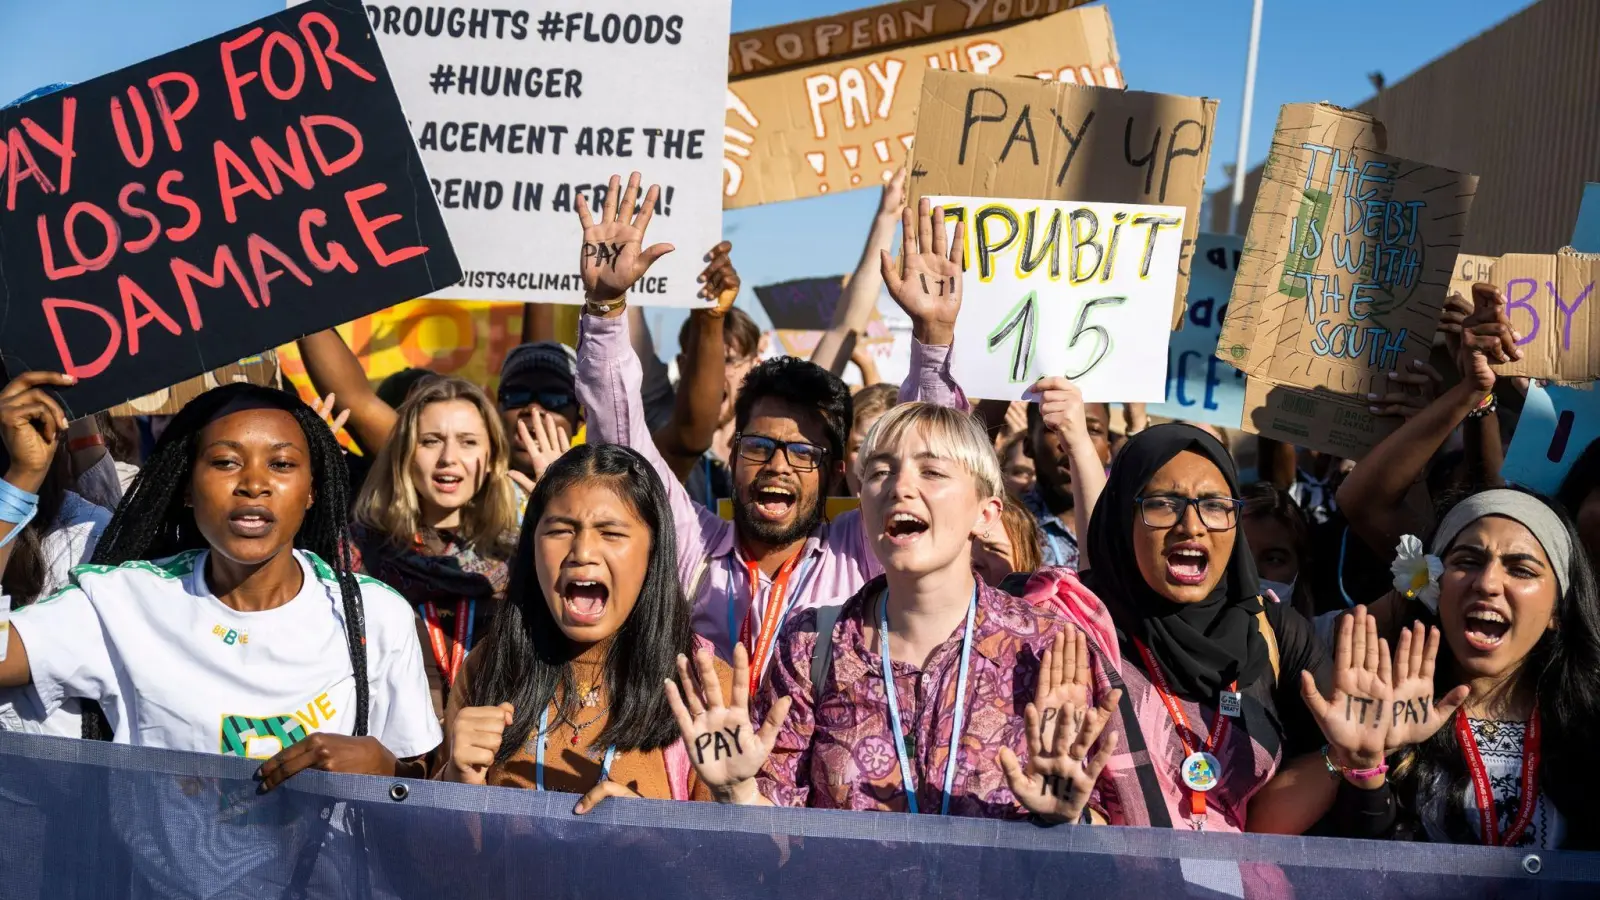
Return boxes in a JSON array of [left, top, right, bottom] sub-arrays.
[[0, 0, 1534, 341]]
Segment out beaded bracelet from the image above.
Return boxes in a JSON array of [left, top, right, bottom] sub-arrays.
[[1322, 744, 1388, 780]]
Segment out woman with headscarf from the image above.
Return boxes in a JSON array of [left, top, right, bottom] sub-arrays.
[[1307, 488, 1600, 849], [1077, 423, 1335, 832]]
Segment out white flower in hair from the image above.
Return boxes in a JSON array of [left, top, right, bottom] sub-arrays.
[[1390, 535, 1443, 612]]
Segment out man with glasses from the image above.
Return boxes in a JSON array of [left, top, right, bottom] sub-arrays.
[[572, 174, 967, 677]]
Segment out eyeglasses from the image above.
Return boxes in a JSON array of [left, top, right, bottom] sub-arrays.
[[1135, 495, 1243, 531], [499, 388, 574, 412], [734, 434, 827, 472]]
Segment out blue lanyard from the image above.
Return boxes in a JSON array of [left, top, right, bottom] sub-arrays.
[[534, 706, 616, 791], [723, 552, 820, 666], [879, 584, 977, 816]]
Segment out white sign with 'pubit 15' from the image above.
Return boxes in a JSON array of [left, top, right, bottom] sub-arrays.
[[930, 195, 1185, 402]]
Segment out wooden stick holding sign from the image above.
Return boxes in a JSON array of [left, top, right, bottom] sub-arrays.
[[929, 196, 1185, 402]]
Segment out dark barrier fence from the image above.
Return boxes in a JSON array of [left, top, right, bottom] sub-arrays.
[[1, 731, 1598, 899]]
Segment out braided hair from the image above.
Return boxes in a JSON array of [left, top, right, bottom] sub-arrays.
[[88, 383, 370, 738]]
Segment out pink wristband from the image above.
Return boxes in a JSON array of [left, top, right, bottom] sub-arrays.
[[1348, 762, 1389, 779]]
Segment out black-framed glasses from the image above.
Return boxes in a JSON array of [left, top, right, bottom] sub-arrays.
[[499, 388, 574, 412], [1135, 495, 1243, 531], [734, 433, 827, 472]]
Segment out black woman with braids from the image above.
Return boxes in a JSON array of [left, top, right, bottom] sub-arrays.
[[0, 376, 439, 788]]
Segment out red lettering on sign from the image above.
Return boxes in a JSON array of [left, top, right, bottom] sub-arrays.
[[111, 87, 155, 168], [251, 127, 314, 194], [148, 72, 199, 152], [220, 27, 265, 121], [117, 183, 162, 254], [213, 139, 272, 223], [261, 32, 307, 101], [20, 98, 77, 197], [301, 115, 363, 176], [157, 171, 201, 242], [246, 233, 314, 307], [298, 208, 358, 274], [37, 214, 85, 280], [171, 245, 259, 330], [298, 12, 376, 88], [117, 274, 183, 355], [346, 183, 426, 267], [43, 298, 121, 379], [5, 128, 55, 211], [62, 201, 119, 272]]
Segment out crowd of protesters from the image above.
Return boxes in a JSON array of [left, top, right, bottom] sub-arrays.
[[1, 168, 1595, 852]]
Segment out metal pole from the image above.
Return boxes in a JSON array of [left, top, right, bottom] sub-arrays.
[[1228, 0, 1264, 235]]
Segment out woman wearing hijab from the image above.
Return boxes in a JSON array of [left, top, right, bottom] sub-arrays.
[[1080, 423, 1335, 832]]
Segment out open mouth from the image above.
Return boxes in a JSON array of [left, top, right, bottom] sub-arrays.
[[561, 580, 610, 626], [884, 511, 930, 546], [228, 505, 276, 539], [1165, 544, 1210, 586], [750, 484, 797, 521], [1462, 607, 1512, 651], [432, 472, 466, 495]]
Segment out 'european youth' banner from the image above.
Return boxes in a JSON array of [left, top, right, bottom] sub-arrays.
[[1147, 232, 1246, 428], [0, 0, 460, 417], [1, 731, 1594, 899]]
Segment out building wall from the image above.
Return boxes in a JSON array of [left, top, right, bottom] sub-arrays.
[[1210, 0, 1600, 255]]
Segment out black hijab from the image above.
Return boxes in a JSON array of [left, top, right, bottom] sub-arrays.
[[1084, 424, 1270, 699]]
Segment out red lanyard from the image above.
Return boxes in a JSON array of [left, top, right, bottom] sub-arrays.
[[1456, 707, 1541, 846], [1133, 639, 1234, 825], [421, 599, 474, 686], [738, 551, 804, 695]]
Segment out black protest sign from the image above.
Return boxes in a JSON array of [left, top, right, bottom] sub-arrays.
[[0, 0, 460, 416], [753, 276, 845, 331]]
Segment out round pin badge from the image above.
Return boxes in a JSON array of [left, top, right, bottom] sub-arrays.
[[1181, 751, 1222, 792]]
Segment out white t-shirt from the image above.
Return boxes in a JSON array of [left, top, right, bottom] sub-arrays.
[[9, 549, 440, 760], [0, 491, 112, 738]]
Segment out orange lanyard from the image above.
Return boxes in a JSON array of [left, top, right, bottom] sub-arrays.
[[1133, 638, 1233, 829], [421, 599, 474, 686], [737, 551, 804, 695], [1457, 707, 1541, 846]]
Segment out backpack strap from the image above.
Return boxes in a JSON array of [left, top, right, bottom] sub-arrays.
[[1079, 631, 1173, 829], [663, 739, 694, 802], [1256, 607, 1281, 686], [809, 603, 846, 707]]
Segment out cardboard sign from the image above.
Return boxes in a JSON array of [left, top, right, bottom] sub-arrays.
[[1148, 233, 1246, 428], [1502, 381, 1600, 495], [930, 195, 1185, 402], [1240, 379, 1401, 459], [1216, 103, 1478, 404], [724, 5, 1121, 209], [907, 71, 1215, 328], [727, 0, 1094, 78], [1492, 250, 1600, 383], [1449, 253, 1497, 300], [0, 0, 459, 418], [366, 0, 730, 305], [109, 354, 281, 416], [754, 276, 845, 330]]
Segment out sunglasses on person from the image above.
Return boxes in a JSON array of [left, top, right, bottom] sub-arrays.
[[733, 433, 828, 472], [1134, 495, 1244, 531], [499, 388, 575, 412]]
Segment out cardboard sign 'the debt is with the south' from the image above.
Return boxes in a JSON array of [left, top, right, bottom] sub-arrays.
[[0, 0, 460, 417]]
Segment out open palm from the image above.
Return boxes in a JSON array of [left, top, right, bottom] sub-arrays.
[[1301, 607, 1393, 769], [881, 197, 965, 345], [1386, 622, 1470, 753], [577, 171, 674, 303], [664, 644, 789, 801]]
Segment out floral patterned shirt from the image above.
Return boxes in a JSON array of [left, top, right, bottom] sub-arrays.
[[753, 576, 1067, 818]]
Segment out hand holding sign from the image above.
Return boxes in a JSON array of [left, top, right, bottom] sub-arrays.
[[664, 644, 789, 805], [999, 631, 1119, 824], [0, 372, 75, 494], [880, 197, 965, 346], [576, 172, 674, 306]]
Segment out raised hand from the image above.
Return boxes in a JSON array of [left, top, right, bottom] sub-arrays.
[[1, 371, 74, 494], [1459, 283, 1522, 391], [309, 392, 351, 435], [1368, 359, 1443, 419], [1385, 622, 1470, 753], [881, 197, 965, 346], [999, 630, 1119, 823], [1032, 376, 1090, 440], [697, 240, 741, 312], [577, 171, 675, 305], [516, 410, 572, 483], [1300, 607, 1393, 770], [444, 702, 515, 785], [663, 644, 790, 805]]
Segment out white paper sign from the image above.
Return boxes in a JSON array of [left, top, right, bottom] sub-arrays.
[[359, 1, 730, 306], [929, 196, 1185, 402]]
